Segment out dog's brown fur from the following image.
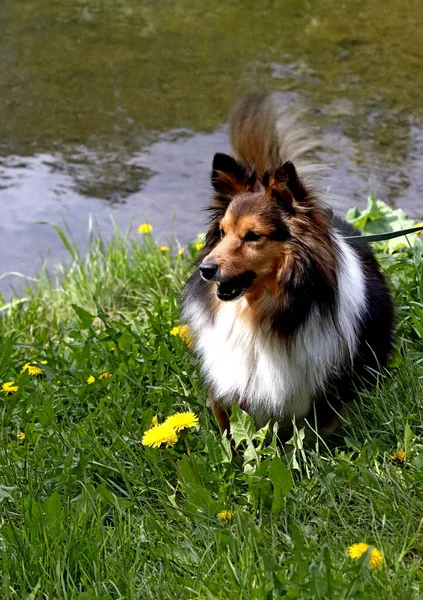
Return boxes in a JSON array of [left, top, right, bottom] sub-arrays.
[[182, 93, 394, 439], [203, 157, 339, 337]]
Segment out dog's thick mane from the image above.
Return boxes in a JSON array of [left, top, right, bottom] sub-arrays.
[[184, 234, 367, 427]]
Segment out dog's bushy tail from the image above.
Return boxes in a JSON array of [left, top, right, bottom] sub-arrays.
[[229, 92, 320, 182]]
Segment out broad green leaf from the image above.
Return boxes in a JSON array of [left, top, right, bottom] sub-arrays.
[[346, 203, 370, 229], [0, 485, 16, 504], [178, 454, 200, 484], [247, 478, 272, 506], [72, 304, 96, 328], [290, 523, 310, 578], [268, 456, 293, 511], [45, 490, 62, 526], [253, 455, 272, 479], [345, 206, 361, 223], [204, 431, 232, 466], [183, 482, 219, 516], [37, 395, 56, 426], [252, 420, 271, 452], [243, 441, 259, 468], [230, 403, 256, 449], [309, 563, 327, 598], [96, 484, 134, 510], [368, 195, 389, 219]]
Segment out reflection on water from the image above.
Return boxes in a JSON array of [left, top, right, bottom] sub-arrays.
[[1, 0, 423, 292]]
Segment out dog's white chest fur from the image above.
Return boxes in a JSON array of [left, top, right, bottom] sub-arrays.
[[187, 235, 366, 427], [195, 300, 329, 427]]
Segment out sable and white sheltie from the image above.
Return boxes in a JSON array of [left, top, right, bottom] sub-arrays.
[[182, 93, 394, 437]]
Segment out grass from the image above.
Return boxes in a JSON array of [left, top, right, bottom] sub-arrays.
[[0, 220, 423, 599]]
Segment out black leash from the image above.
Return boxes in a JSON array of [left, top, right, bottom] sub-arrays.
[[344, 225, 423, 246]]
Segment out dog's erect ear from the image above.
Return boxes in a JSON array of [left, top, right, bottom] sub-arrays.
[[212, 152, 243, 175], [206, 154, 249, 249], [273, 161, 298, 188], [264, 161, 306, 210], [211, 153, 248, 196]]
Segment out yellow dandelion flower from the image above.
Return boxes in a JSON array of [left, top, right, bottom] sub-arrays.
[[147, 415, 159, 429], [159, 246, 169, 252], [165, 411, 199, 432], [99, 372, 112, 380], [138, 223, 153, 234], [178, 247, 185, 255], [22, 363, 43, 376], [415, 222, 423, 235], [57, 380, 61, 385], [109, 347, 116, 353], [170, 324, 193, 347], [368, 548, 384, 570], [18, 431, 25, 440], [217, 510, 235, 520], [2, 382, 19, 395], [348, 543, 383, 569], [87, 375, 95, 384], [142, 423, 178, 448], [390, 449, 406, 463], [194, 242, 204, 251], [40, 360, 48, 365]]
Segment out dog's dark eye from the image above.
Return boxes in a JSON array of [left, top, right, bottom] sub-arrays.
[[219, 228, 225, 239], [244, 231, 262, 242]]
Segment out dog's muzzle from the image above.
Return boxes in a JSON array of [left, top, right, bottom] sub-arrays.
[[200, 263, 257, 301]]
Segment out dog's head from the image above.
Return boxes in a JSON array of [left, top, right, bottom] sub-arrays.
[[200, 153, 335, 303]]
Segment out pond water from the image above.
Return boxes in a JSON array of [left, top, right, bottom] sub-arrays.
[[2, 0, 423, 294]]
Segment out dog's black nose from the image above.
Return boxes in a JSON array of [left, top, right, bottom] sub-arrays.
[[200, 262, 218, 281]]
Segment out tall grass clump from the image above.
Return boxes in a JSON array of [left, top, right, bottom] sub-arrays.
[[0, 200, 423, 599]]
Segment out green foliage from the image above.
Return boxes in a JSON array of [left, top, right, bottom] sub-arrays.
[[0, 214, 422, 598], [346, 195, 423, 253]]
